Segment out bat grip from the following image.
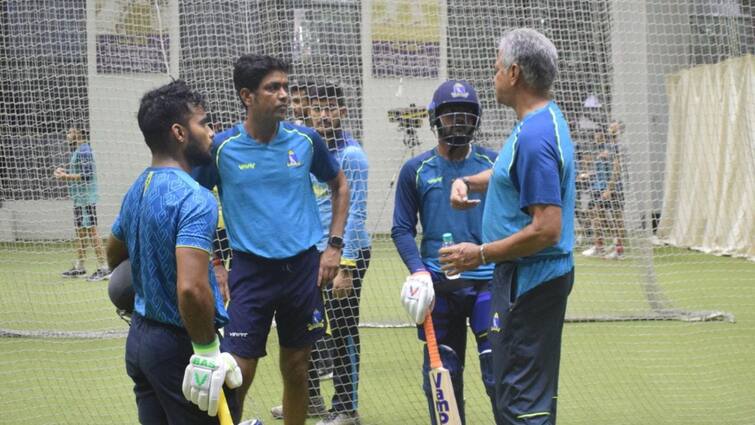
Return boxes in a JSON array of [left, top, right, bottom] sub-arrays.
[[423, 314, 442, 369], [218, 389, 234, 425]]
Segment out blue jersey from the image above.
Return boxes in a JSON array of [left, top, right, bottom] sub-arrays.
[[482, 101, 576, 297], [192, 122, 339, 259], [392, 145, 497, 279], [111, 167, 228, 328], [67, 143, 98, 206], [312, 133, 371, 264]]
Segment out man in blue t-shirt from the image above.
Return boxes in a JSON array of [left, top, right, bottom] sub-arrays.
[[55, 127, 110, 281], [443, 29, 576, 425], [393, 80, 498, 424], [106, 80, 243, 424], [304, 82, 371, 425], [192, 55, 349, 425]]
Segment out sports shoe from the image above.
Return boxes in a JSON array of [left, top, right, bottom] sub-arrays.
[[316, 411, 361, 425], [318, 370, 334, 380], [270, 396, 326, 419], [604, 246, 625, 260], [87, 268, 111, 282], [61, 266, 86, 278], [581, 245, 604, 257]]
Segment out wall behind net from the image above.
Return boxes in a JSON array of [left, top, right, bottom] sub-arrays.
[[0, 0, 753, 424]]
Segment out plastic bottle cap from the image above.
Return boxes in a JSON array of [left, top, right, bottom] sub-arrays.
[[442, 233, 453, 243]]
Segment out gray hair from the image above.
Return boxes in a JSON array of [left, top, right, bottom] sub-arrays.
[[498, 28, 558, 93]]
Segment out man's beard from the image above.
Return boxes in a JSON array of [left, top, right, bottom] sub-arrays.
[[184, 132, 212, 167]]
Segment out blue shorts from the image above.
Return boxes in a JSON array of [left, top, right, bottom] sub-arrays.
[[489, 263, 573, 425], [221, 246, 325, 359], [125, 314, 241, 425], [73, 204, 98, 228]]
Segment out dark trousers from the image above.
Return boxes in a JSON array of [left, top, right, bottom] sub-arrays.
[[489, 264, 574, 425], [309, 248, 371, 412], [126, 315, 240, 425]]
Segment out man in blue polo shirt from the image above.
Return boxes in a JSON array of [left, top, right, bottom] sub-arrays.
[[307, 81, 371, 425], [192, 54, 349, 425], [106, 80, 242, 424], [393, 80, 498, 424], [442, 29, 576, 425]]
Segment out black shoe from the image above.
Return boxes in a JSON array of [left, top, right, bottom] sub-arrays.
[[87, 268, 111, 282], [61, 266, 86, 278]]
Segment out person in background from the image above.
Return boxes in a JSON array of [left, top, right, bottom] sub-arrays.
[[55, 126, 110, 281]]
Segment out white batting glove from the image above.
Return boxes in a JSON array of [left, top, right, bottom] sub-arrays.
[[400, 271, 435, 324], [182, 337, 243, 416]]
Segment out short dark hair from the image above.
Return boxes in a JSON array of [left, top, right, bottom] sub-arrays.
[[233, 54, 290, 97], [307, 81, 346, 108], [69, 127, 89, 141], [137, 80, 206, 154]]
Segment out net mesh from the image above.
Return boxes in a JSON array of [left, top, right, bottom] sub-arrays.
[[0, 1, 753, 424]]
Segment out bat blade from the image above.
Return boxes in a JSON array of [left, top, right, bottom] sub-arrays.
[[429, 366, 462, 425], [424, 315, 462, 425]]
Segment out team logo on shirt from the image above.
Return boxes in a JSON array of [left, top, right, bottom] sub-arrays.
[[307, 308, 325, 331], [491, 312, 501, 333], [287, 150, 301, 167], [451, 82, 470, 99], [427, 176, 442, 185]]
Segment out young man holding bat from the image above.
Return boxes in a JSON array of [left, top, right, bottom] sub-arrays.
[[392, 80, 498, 425], [443, 28, 576, 425], [106, 80, 243, 424]]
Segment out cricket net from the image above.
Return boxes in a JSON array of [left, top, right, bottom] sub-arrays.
[[0, 1, 753, 424]]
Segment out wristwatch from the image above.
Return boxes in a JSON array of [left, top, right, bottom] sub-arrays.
[[328, 235, 344, 249]]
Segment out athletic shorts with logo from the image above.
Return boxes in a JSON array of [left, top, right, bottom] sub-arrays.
[[221, 246, 326, 359]]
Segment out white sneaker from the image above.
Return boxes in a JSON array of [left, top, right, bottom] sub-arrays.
[[581, 245, 604, 257], [270, 396, 326, 419], [316, 411, 361, 425]]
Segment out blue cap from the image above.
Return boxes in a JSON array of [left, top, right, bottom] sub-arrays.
[[427, 80, 481, 125]]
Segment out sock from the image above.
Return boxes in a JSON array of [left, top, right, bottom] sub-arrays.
[[75, 260, 84, 270]]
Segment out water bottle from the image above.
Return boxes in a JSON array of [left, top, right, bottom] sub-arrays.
[[441, 232, 460, 280]]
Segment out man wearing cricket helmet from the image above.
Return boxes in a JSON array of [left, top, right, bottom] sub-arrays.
[[392, 80, 497, 424]]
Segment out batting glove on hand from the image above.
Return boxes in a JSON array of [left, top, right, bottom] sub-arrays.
[[182, 337, 243, 416], [400, 271, 435, 324]]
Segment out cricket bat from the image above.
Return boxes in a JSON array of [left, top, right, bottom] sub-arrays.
[[218, 388, 234, 425], [423, 315, 462, 425], [218, 297, 234, 425]]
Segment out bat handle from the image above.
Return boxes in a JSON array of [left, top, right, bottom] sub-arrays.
[[218, 389, 234, 425], [423, 314, 442, 369]]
